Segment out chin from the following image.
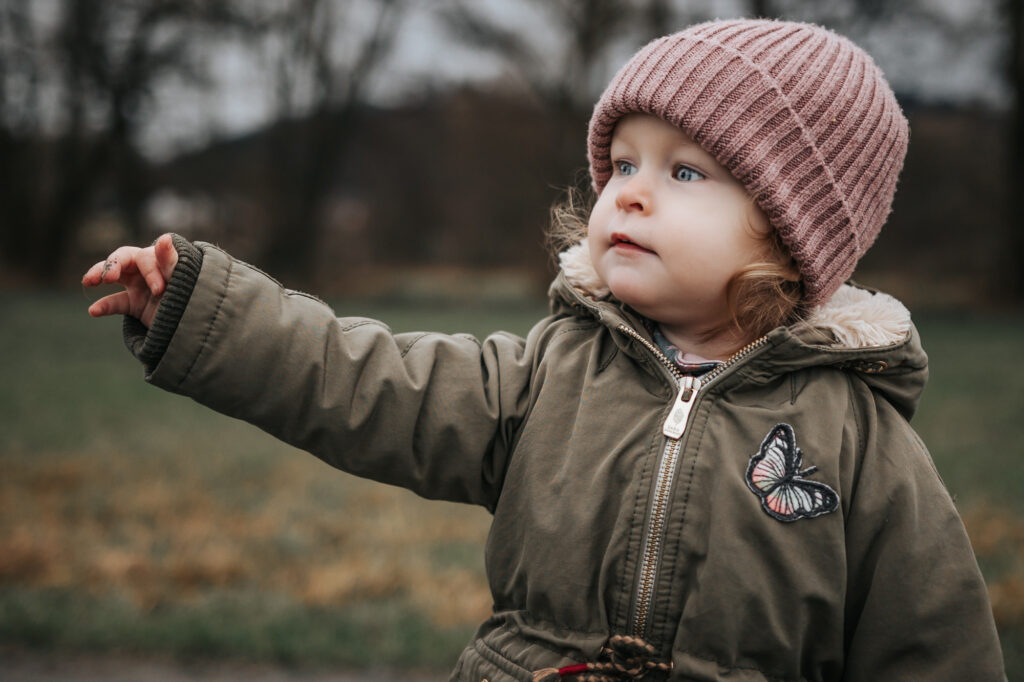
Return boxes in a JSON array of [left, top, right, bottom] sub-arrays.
[[606, 280, 658, 315]]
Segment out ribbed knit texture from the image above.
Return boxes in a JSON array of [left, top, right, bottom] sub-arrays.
[[587, 19, 909, 304], [123, 233, 204, 373]]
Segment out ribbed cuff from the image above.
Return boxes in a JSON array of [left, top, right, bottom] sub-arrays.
[[123, 234, 204, 372]]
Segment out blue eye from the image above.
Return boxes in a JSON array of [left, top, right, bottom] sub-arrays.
[[674, 165, 704, 182], [615, 160, 636, 175]]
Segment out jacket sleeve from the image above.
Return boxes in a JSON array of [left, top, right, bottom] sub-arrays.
[[140, 241, 540, 511], [123, 234, 204, 370], [842, 383, 1006, 680]]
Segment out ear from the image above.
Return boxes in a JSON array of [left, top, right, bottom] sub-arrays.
[[744, 194, 774, 237], [748, 198, 799, 283]]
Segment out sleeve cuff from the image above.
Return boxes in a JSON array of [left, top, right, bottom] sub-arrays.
[[123, 234, 204, 371]]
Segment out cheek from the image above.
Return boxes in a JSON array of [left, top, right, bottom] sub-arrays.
[[588, 194, 613, 231], [710, 204, 766, 263], [588, 232, 602, 270], [586, 200, 615, 251], [587, 214, 608, 276]]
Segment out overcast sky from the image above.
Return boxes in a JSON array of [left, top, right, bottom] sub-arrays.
[[135, 0, 1010, 160]]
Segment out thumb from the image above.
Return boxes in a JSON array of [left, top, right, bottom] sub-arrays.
[[154, 233, 179, 281]]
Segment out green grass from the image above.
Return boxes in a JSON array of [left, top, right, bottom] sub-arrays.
[[913, 314, 1024, 510], [0, 292, 549, 456], [911, 314, 1024, 675], [0, 587, 470, 667], [0, 291, 538, 669], [1, 292, 1022, 674]]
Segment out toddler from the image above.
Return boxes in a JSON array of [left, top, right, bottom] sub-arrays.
[[84, 19, 1006, 681]]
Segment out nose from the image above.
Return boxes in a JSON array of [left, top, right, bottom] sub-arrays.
[[615, 173, 651, 214]]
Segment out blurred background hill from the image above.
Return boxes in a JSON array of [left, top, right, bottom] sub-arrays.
[[1, 0, 1023, 306], [2, 0, 1023, 678]]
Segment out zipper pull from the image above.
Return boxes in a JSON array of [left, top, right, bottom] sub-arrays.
[[663, 376, 701, 439]]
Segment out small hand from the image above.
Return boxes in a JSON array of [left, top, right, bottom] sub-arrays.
[[82, 233, 179, 328]]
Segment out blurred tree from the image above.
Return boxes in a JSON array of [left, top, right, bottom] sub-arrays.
[[1009, 0, 1024, 298], [763, 0, 1015, 303], [750, 0, 774, 19], [256, 0, 405, 282], [0, 0, 248, 282], [440, 0, 682, 114], [436, 0, 695, 234]]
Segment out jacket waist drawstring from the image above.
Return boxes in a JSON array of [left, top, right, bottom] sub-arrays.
[[532, 635, 672, 681]]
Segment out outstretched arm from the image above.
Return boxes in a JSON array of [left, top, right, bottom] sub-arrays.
[[83, 237, 541, 508]]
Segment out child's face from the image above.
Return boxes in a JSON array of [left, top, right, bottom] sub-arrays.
[[588, 114, 772, 337]]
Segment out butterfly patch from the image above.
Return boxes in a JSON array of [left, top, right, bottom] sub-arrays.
[[746, 424, 839, 522]]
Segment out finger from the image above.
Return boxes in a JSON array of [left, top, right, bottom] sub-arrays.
[[134, 248, 166, 296], [154, 234, 179, 281], [140, 297, 163, 329], [82, 260, 110, 286], [88, 291, 133, 318], [101, 246, 144, 283]]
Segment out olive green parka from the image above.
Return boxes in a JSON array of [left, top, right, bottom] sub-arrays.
[[126, 237, 1006, 681]]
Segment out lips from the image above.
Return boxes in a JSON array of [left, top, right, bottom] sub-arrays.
[[610, 232, 654, 254]]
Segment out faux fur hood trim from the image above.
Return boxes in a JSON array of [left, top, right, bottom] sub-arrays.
[[801, 285, 911, 349], [558, 238, 911, 349], [558, 241, 611, 299]]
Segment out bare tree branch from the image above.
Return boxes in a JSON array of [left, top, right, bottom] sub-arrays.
[[258, 0, 407, 280], [0, 0, 258, 279]]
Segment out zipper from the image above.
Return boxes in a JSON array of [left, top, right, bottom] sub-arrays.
[[617, 324, 769, 638]]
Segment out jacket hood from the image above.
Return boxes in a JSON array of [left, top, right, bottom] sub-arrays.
[[552, 239, 929, 419]]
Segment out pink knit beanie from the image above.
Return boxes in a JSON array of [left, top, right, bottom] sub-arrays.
[[588, 19, 909, 305]]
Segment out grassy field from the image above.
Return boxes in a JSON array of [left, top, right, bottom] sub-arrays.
[[1, 292, 1022, 675]]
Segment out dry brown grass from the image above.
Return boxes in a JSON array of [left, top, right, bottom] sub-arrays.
[[963, 505, 1024, 631], [5, 451, 1024, 632], [0, 449, 492, 627]]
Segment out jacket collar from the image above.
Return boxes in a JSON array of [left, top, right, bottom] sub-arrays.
[[555, 237, 911, 349], [552, 239, 928, 418]]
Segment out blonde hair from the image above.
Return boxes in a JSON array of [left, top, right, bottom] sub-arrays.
[[546, 172, 595, 260], [547, 182, 804, 341], [721, 227, 804, 340]]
